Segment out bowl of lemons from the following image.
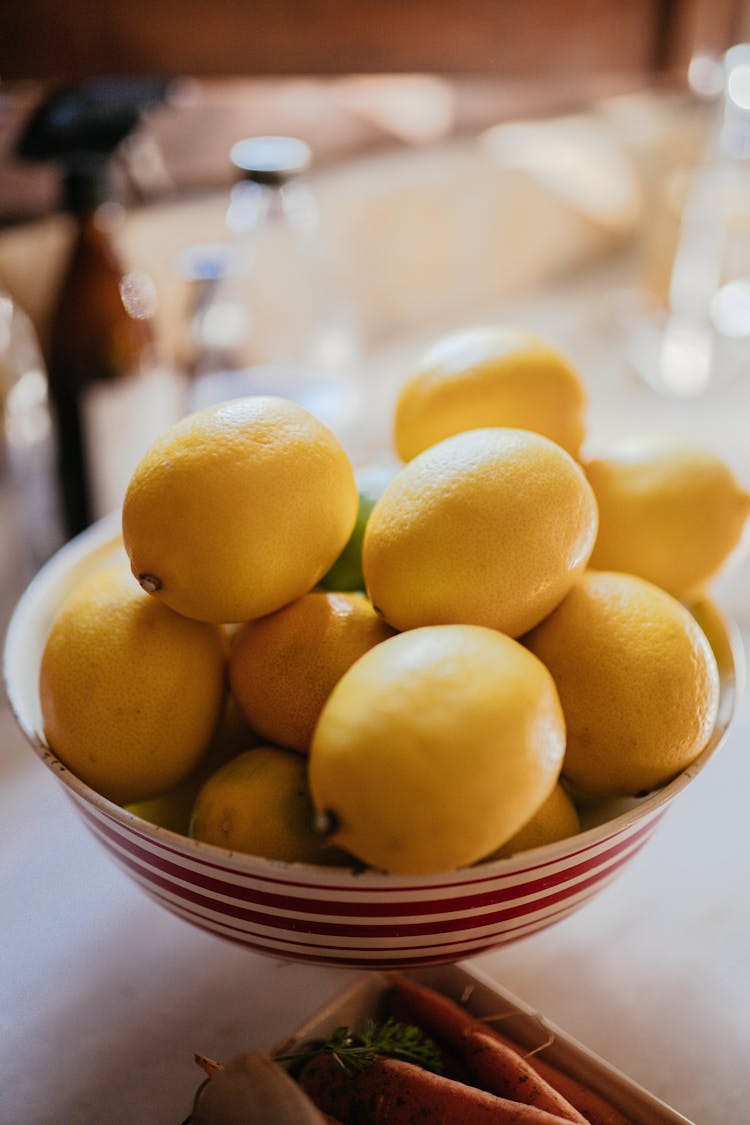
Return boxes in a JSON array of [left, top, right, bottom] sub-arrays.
[[4, 326, 745, 969]]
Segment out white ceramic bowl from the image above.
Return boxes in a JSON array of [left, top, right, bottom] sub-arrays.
[[4, 518, 742, 969]]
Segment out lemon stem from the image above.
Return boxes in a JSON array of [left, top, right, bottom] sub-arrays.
[[313, 809, 339, 838], [138, 573, 162, 594]]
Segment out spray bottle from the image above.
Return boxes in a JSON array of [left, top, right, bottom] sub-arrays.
[[17, 76, 185, 538]]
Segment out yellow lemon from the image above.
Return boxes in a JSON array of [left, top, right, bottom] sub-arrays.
[[394, 324, 587, 462], [585, 435, 750, 600], [122, 396, 358, 623], [483, 784, 581, 860], [524, 570, 720, 797], [309, 624, 566, 875], [190, 745, 353, 866], [126, 693, 258, 834], [39, 562, 226, 805], [229, 591, 395, 753], [362, 427, 598, 637]]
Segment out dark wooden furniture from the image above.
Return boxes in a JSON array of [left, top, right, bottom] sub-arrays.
[[1, 0, 744, 83]]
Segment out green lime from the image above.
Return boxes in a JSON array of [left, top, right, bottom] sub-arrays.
[[319, 463, 396, 592]]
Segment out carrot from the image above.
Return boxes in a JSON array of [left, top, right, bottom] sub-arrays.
[[385, 974, 632, 1125], [384, 972, 483, 1050], [297, 1052, 575, 1124], [462, 1028, 588, 1124], [512, 1056, 631, 1125], [473, 1034, 632, 1125]]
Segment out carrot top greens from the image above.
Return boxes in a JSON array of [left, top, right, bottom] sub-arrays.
[[275, 1018, 444, 1076]]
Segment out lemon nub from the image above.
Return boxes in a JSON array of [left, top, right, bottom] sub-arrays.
[[138, 573, 162, 594], [312, 808, 339, 838]]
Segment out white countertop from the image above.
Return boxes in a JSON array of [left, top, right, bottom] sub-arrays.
[[3, 250, 750, 1125]]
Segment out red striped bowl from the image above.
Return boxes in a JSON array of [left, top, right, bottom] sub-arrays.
[[4, 518, 742, 969]]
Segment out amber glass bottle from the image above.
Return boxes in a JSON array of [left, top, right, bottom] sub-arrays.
[[46, 168, 163, 535]]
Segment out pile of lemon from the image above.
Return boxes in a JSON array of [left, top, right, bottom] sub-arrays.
[[39, 326, 749, 875]]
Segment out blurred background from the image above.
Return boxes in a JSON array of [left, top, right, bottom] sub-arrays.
[[1, 1, 746, 222]]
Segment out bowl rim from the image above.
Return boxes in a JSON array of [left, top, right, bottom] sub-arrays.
[[3, 514, 744, 888]]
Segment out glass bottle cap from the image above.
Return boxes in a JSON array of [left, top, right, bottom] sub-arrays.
[[230, 135, 312, 185]]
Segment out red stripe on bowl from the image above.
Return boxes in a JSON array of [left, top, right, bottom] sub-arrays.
[[147, 879, 611, 954], [130, 888, 613, 967], [73, 797, 663, 918], [81, 817, 652, 939]]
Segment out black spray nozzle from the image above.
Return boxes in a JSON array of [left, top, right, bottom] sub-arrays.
[[16, 75, 172, 166]]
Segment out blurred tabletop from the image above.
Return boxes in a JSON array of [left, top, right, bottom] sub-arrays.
[[3, 89, 750, 1125]]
